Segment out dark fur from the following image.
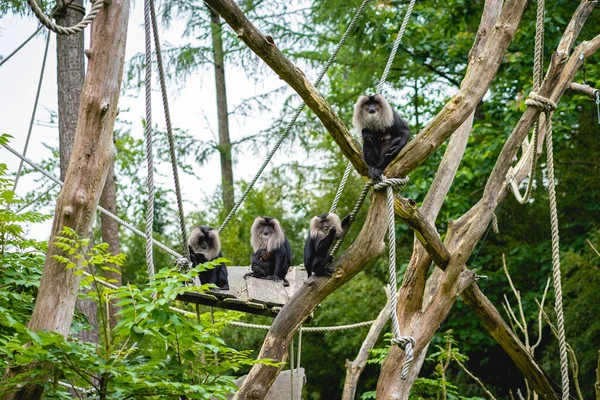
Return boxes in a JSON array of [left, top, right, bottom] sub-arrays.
[[303, 213, 348, 277], [245, 216, 292, 286], [187, 226, 229, 290], [353, 94, 411, 180]]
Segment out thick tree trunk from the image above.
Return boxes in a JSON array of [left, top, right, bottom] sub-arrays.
[[208, 6, 234, 210], [99, 161, 121, 330], [55, 0, 100, 350], [1, 0, 130, 397]]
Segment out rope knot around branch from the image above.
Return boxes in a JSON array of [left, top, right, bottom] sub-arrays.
[[525, 92, 557, 113], [372, 176, 410, 191], [392, 336, 416, 380]]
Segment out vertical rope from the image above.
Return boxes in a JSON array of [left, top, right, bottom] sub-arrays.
[[373, 177, 412, 379], [329, 182, 372, 256], [143, 0, 156, 278], [545, 116, 570, 400], [218, 0, 372, 233], [11, 30, 51, 196], [148, 0, 189, 259], [511, 0, 545, 204], [329, 161, 354, 214]]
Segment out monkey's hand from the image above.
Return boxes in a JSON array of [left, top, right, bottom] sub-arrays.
[[341, 214, 352, 231], [270, 276, 282, 283], [361, 128, 374, 142], [368, 167, 383, 180], [243, 272, 254, 279]]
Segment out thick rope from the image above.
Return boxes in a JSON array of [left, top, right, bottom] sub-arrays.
[[329, 161, 354, 214], [26, 0, 104, 35], [373, 176, 413, 379], [543, 110, 570, 400], [0, 26, 43, 67], [148, 0, 189, 259], [144, 0, 156, 277], [1, 143, 184, 259], [11, 30, 51, 196], [218, 0, 372, 233], [510, 0, 545, 204]]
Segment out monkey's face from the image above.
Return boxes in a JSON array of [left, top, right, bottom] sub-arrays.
[[319, 218, 333, 233], [260, 223, 275, 238], [353, 94, 394, 132]]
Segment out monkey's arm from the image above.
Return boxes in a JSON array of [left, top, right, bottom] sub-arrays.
[[273, 239, 292, 281], [316, 228, 337, 254], [361, 129, 381, 168]]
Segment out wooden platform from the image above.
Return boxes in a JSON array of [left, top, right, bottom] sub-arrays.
[[177, 266, 308, 317]]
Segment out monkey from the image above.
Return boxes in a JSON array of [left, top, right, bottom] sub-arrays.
[[247, 248, 290, 286], [187, 225, 229, 290], [353, 94, 411, 180], [303, 213, 348, 277], [244, 216, 292, 287]]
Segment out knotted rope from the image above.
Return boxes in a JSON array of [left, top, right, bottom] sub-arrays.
[[26, 0, 104, 35], [373, 176, 413, 379]]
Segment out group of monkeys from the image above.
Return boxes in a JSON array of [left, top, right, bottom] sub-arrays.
[[187, 94, 410, 290]]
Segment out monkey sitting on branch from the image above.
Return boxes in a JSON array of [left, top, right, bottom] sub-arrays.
[[244, 216, 292, 287], [188, 226, 229, 290], [303, 213, 348, 277], [353, 94, 411, 180]]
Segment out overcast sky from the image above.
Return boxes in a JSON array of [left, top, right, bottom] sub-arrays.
[[0, 2, 303, 242]]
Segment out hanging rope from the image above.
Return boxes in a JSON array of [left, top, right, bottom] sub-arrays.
[[143, 0, 156, 277], [509, 0, 545, 203], [329, 181, 372, 256], [373, 176, 413, 379], [218, 0, 372, 233], [148, 0, 189, 261], [289, 335, 295, 400], [26, 0, 104, 35], [0, 25, 43, 68], [538, 99, 570, 400], [11, 30, 51, 197]]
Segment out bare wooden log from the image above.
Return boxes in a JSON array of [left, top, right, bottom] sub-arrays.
[[342, 289, 391, 400], [203, 0, 365, 175], [569, 82, 599, 99], [1, 0, 130, 397]]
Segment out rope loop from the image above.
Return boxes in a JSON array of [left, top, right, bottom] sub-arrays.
[[175, 257, 192, 272], [525, 92, 557, 113], [27, 0, 105, 35], [392, 336, 416, 380], [372, 176, 410, 192]]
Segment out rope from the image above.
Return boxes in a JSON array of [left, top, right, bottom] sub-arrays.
[[143, 0, 156, 277], [376, 0, 417, 94], [290, 335, 295, 400], [542, 107, 569, 400], [148, 0, 189, 259], [26, 0, 104, 35], [228, 319, 374, 332], [372, 176, 413, 379], [1, 143, 183, 259], [510, 0, 545, 204], [329, 161, 354, 214], [218, 0, 372, 233], [0, 26, 43, 67], [329, 181, 372, 256], [11, 30, 51, 197]]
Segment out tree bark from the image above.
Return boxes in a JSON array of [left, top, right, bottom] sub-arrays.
[[99, 160, 121, 330], [208, 5, 235, 211], [55, 0, 100, 351], [1, 0, 130, 397], [342, 289, 391, 400]]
